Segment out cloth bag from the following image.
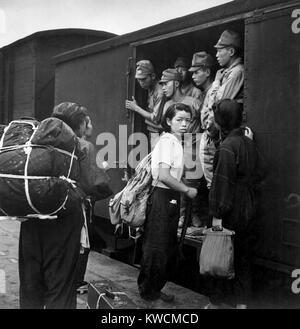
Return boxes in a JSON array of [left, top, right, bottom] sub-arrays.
[[109, 152, 153, 228], [199, 227, 235, 279]]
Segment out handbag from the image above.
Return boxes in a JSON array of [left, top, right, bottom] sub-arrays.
[[199, 226, 235, 279]]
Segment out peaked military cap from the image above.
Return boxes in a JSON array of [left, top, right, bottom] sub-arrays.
[[159, 68, 183, 83], [214, 30, 242, 49], [188, 51, 214, 72], [135, 60, 154, 78]]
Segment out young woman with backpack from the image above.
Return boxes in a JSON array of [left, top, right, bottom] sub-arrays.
[[137, 103, 198, 303]]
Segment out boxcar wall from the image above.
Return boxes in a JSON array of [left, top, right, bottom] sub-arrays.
[[245, 5, 300, 272], [54, 0, 300, 273], [54, 44, 134, 220], [0, 29, 116, 124]]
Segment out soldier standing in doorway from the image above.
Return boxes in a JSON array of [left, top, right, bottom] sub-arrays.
[[188, 51, 216, 224], [196, 30, 247, 190], [125, 60, 166, 150]]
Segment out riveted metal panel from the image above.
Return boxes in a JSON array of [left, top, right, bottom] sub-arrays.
[[245, 5, 300, 268]]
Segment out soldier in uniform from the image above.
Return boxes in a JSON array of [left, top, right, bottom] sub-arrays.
[[173, 57, 202, 100], [188, 51, 216, 225], [211, 30, 244, 103], [193, 31, 248, 191], [189, 51, 216, 190], [125, 60, 166, 150], [159, 68, 204, 228]]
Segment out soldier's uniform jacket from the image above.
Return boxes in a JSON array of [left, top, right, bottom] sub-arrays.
[[203, 57, 244, 137], [144, 81, 165, 133], [181, 82, 203, 101], [211, 57, 244, 103], [200, 83, 214, 130], [199, 58, 244, 188]]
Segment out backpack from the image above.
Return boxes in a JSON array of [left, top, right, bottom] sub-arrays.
[[109, 152, 155, 229], [0, 118, 81, 219]]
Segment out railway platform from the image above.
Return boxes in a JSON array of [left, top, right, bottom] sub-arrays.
[[0, 219, 209, 309]]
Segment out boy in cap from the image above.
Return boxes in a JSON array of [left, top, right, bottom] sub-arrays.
[[174, 57, 202, 100], [125, 60, 166, 150], [160, 68, 203, 228]]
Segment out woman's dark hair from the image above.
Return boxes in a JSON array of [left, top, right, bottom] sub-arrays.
[[161, 103, 192, 133], [52, 102, 88, 132], [213, 99, 243, 133]]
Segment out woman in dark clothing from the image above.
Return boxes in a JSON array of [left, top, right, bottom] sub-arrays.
[[137, 103, 198, 302], [206, 99, 264, 309]]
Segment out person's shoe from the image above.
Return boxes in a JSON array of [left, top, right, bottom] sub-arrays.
[[159, 292, 175, 303], [77, 281, 89, 295]]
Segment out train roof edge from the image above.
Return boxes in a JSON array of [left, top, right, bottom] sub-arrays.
[[0, 28, 117, 51], [53, 0, 295, 64]]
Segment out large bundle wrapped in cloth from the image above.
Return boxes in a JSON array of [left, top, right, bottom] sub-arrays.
[[0, 118, 82, 218], [0, 125, 6, 139]]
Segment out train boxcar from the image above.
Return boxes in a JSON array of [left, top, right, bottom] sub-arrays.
[[53, 0, 300, 301], [0, 29, 116, 123]]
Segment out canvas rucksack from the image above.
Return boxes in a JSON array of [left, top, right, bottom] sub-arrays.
[[109, 152, 155, 229]]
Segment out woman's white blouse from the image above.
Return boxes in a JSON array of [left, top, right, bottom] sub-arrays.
[[151, 132, 184, 189]]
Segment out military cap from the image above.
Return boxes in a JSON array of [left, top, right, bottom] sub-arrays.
[[159, 68, 183, 83], [135, 60, 154, 78], [188, 51, 214, 72], [214, 30, 242, 49], [174, 57, 190, 68]]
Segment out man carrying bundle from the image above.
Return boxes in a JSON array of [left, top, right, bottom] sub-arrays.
[[14, 102, 111, 309]]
